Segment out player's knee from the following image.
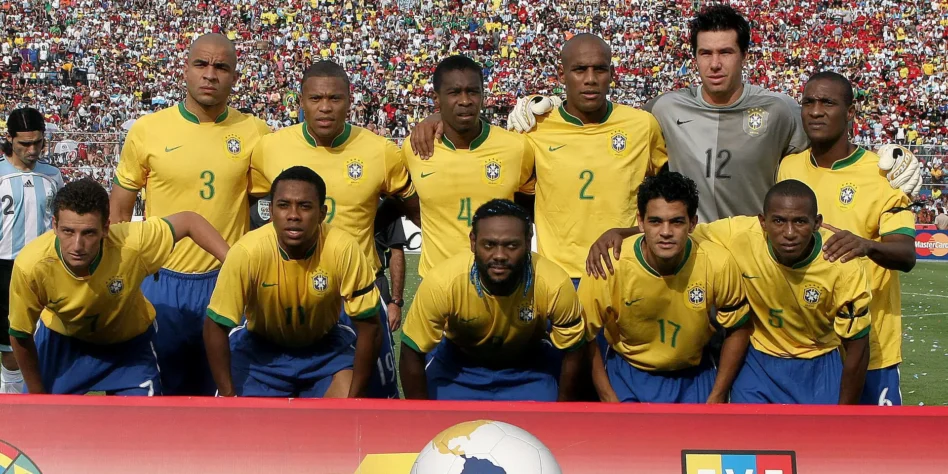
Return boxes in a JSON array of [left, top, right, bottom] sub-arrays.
[[324, 369, 353, 398]]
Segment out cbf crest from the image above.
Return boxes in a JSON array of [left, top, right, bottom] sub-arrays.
[[224, 134, 242, 156], [483, 158, 502, 184], [743, 107, 770, 137], [837, 182, 858, 210], [346, 158, 364, 182], [107, 277, 125, 296], [610, 130, 627, 154], [802, 284, 823, 308], [685, 282, 706, 310], [312, 270, 330, 293], [517, 303, 535, 325]]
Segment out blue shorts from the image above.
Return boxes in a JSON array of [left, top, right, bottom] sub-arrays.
[[142, 268, 217, 396], [605, 347, 716, 403], [337, 282, 398, 399], [32, 322, 161, 395], [229, 324, 356, 397], [731, 346, 841, 404], [861, 365, 902, 406], [425, 339, 562, 401]]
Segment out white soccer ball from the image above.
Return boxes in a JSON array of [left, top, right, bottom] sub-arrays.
[[410, 420, 562, 474]]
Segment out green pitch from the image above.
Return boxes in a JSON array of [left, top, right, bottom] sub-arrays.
[[393, 254, 948, 405]]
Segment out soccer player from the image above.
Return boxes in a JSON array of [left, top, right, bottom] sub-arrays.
[[204, 167, 381, 398], [248, 61, 415, 398], [776, 72, 917, 405], [402, 55, 536, 279], [410, 38, 667, 285], [109, 34, 271, 395], [0, 108, 64, 394], [400, 200, 587, 402], [578, 173, 751, 403], [8, 179, 229, 395]]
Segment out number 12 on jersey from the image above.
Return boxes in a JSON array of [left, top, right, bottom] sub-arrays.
[[705, 148, 732, 179]]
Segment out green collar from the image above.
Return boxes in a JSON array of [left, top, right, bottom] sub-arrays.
[[301, 122, 352, 148], [767, 232, 823, 269], [178, 102, 229, 124], [55, 237, 103, 278], [440, 119, 490, 151], [277, 234, 319, 261], [809, 147, 865, 171], [558, 101, 614, 126], [633, 235, 692, 277]]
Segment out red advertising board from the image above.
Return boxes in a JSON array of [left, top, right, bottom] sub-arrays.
[[1, 396, 947, 473]]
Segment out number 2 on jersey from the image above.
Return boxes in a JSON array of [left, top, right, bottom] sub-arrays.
[[200, 170, 215, 200], [457, 197, 472, 226], [705, 148, 732, 179], [579, 170, 595, 200]]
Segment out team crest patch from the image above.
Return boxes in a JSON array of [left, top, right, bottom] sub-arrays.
[[224, 134, 242, 156], [107, 277, 124, 295], [743, 107, 770, 137], [256, 198, 271, 221], [483, 158, 502, 184], [346, 158, 364, 182], [312, 271, 329, 292], [837, 182, 857, 210], [685, 282, 706, 310], [802, 284, 822, 308], [517, 304, 535, 324], [610, 130, 627, 154]]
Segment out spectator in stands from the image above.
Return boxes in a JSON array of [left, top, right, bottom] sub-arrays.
[[936, 207, 948, 230]]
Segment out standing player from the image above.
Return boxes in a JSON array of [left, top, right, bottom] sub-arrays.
[[0, 108, 64, 394], [248, 61, 415, 398], [400, 200, 587, 401], [411, 37, 667, 285], [9, 179, 229, 395], [578, 173, 751, 403], [776, 72, 916, 405], [204, 167, 381, 398], [109, 34, 271, 395], [402, 55, 536, 279]]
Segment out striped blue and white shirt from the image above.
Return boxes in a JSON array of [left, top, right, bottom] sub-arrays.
[[0, 159, 64, 260]]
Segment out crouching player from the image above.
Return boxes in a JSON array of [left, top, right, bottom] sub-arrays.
[[578, 172, 752, 403], [204, 167, 381, 398], [9, 178, 230, 395], [400, 199, 587, 401]]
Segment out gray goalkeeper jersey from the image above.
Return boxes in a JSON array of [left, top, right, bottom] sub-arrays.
[[645, 84, 809, 222]]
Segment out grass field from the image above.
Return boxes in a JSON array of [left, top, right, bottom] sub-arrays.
[[392, 254, 948, 406]]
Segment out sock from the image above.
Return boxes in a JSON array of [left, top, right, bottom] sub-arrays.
[[0, 364, 24, 394]]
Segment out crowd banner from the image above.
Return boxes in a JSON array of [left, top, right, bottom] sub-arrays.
[[1, 396, 947, 473], [915, 229, 948, 261]]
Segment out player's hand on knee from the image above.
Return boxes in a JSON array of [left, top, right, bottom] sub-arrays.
[[821, 223, 873, 263], [387, 302, 402, 332], [877, 144, 923, 196], [586, 228, 626, 279], [706, 392, 728, 404], [410, 114, 443, 160]]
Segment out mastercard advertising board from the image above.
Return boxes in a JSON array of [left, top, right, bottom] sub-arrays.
[[915, 229, 948, 261]]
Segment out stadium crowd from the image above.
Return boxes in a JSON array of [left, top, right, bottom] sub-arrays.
[[1, 0, 948, 193]]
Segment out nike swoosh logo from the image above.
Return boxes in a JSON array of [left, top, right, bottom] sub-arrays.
[[165, 145, 183, 152], [420, 172, 436, 178], [458, 317, 477, 323], [742, 274, 759, 280], [548, 145, 566, 152], [624, 298, 643, 306], [262, 282, 278, 287], [49, 297, 66, 305], [676, 119, 693, 126]]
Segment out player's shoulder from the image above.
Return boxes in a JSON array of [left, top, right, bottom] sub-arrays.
[[744, 84, 799, 115], [259, 121, 302, 145], [322, 223, 362, 254], [691, 236, 737, 268], [33, 161, 62, 179], [609, 102, 658, 123], [224, 108, 272, 137], [14, 231, 57, 269], [779, 149, 812, 169], [531, 252, 574, 291], [648, 87, 700, 111], [129, 105, 178, 130], [814, 228, 863, 275]]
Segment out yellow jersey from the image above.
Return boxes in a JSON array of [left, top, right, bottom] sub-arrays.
[[578, 236, 749, 371], [114, 103, 271, 274], [8, 217, 176, 344], [249, 123, 415, 274], [777, 148, 914, 369], [692, 216, 873, 359], [527, 102, 667, 278], [403, 120, 535, 278], [206, 223, 380, 348], [402, 252, 585, 365]]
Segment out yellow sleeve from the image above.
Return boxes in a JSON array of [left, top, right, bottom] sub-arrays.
[[546, 276, 586, 351], [712, 251, 751, 328], [576, 274, 615, 344], [255, 117, 273, 137], [517, 135, 537, 193], [646, 113, 668, 175], [691, 219, 736, 247], [834, 261, 873, 340], [131, 217, 176, 274], [401, 274, 450, 353], [7, 262, 45, 338], [382, 140, 415, 199], [248, 138, 271, 197], [206, 244, 252, 328], [879, 189, 916, 238], [337, 236, 381, 320], [113, 124, 147, 191]]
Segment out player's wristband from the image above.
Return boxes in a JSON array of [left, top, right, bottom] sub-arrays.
[[391, 298, 405, 308]]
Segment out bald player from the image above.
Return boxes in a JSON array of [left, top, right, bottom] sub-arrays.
[[110, 33, 271, 395]]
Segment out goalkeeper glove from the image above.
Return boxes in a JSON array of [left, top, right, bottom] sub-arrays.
[[877, 144, 923, 196], [506, 95, 562, 133]]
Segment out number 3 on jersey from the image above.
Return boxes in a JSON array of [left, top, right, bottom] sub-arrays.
[[200, 170, 215, 200]]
